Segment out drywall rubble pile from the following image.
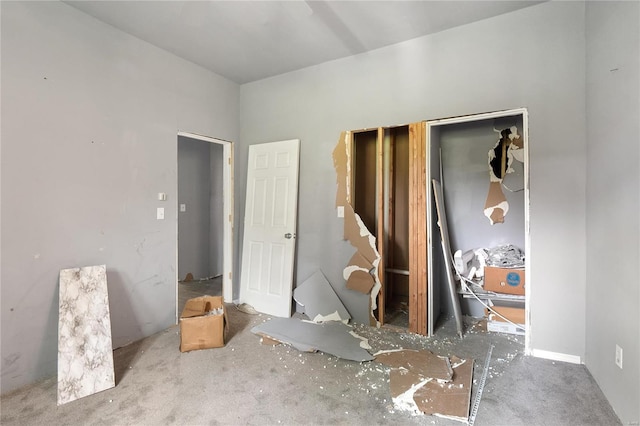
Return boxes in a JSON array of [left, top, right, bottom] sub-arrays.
[[250, 269, 473, 420], [251, 270, 373, 362], [375, 349, 474, 422]]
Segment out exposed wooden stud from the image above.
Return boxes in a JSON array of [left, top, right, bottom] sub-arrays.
[[416, 122, 428, 336], [387, 130, 396, 322], [376, 127, 385, 325], [409, 122, 428, 335], [409, 124, 418, 333]]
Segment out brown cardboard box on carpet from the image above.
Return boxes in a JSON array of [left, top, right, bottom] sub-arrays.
[[179, 295, 228, 352]]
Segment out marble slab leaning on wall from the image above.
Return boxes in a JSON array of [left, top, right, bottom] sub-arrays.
[[58, 264, 115, 405]]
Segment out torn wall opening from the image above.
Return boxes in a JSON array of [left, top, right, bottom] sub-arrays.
[[332, 110, 527, 337], [334, 123, 428, 335], [353, 128, 412, 328], [333, 131, 382, 327]]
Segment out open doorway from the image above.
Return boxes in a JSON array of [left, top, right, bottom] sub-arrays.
[[176, 132, 233, 318]]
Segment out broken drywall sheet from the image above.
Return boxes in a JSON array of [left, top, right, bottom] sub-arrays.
[[484, 126, 524, 225], [342, 203, 383, 326], [293, 270, 351, 323], [251, 317, 374, 362], [368, 274, 382, 326], [348, 251, 373, 272], [349, 331, 372, 350], [392, 374, 432, 414], [58, 265, 115, 405], [332, 131, 382, 325], [376, 349, 453, 382], [332, 131, 351, 208], [260, 335, 282, 346], [376, 349, 473, 422], [343, 266, 376, 294], [484, 181, 509, 224], [343, 203, 378, 265], [414, 356, 474, 422]]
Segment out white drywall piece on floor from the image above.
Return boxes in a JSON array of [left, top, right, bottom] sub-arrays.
[[57, 265, 115, 405], [293, 270, 351, 323], [251, 317, 374, 362]]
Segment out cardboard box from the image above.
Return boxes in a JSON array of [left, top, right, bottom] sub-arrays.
[[487, 320, 525, 336], [483, 266, 525, 295], [486, 302, 525, 335], [179, 296, 228, 352], [486, 305, 525, 324]]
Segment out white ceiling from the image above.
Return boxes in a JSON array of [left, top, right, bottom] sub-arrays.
[[64, 1, 544, 84]]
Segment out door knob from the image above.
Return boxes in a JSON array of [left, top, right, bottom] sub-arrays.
[[285, 233, 295, 239]]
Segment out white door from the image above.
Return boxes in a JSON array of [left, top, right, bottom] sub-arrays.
[[239, 139, 300, 317]]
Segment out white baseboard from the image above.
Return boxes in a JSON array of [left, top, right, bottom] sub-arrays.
[[529, 348, 582, 364]]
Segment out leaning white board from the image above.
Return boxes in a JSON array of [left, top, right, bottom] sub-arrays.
[[58, 264, 115, 405], [432, 179, 464, 337]]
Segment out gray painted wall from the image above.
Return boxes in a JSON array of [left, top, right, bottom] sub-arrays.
[[440, 119, 525, 253], [178, 137, 212, 280], [239, 1, 587, 354], [585, 1, 640, 423], [0, 1, 239, 393]]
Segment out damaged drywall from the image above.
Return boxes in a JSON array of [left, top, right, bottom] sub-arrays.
[[348, 251, 374, 271], [344, 251, 375, 293], [344, 267, 375, 294], [333, 131, 382, 326], [251, 318, 374, 362], [413, 356, 474, 422], [376, 349, 473, 422], [293, 270, 351, 323], [484, 126, 524, 224], [375, 349, 453, 382]]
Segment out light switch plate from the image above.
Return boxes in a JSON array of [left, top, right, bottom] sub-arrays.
[[157, 207, 165, 220]]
